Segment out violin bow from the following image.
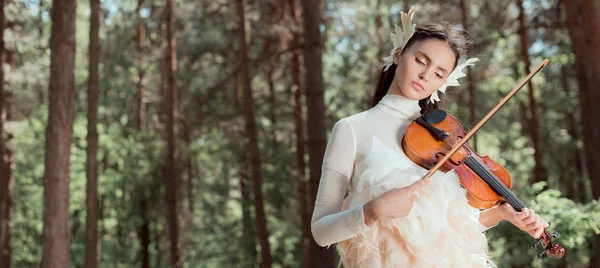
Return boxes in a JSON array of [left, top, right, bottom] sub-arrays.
[[418, 58, 565, 260], [421, 58, 548, 180]]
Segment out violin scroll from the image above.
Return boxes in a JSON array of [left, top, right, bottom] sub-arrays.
[[533, 229, 565, 259]]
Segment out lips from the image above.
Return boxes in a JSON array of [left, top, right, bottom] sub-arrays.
[[412, 82, 425, 91]]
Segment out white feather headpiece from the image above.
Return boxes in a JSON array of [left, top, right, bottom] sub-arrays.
[[429, 58, 479, 104], [382, 7, 416, 72]]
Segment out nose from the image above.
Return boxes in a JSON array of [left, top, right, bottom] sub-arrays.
[[418, 72, 429, 82]]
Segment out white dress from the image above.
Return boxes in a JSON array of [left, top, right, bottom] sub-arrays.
[[311, 94, 495, 267]]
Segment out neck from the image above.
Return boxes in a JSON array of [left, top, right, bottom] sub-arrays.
[[386, 76, 406, 98]]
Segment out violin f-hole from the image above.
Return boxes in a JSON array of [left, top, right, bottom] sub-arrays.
[[435, 152, 462, 165]]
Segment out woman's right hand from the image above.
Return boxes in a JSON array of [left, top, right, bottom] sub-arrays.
[[363, 178, 429, 226]]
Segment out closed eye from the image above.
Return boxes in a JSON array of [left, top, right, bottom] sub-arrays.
[[416, 57, 426, 65]]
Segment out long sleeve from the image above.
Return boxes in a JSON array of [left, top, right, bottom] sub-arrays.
[[311, 119, 371, 247]]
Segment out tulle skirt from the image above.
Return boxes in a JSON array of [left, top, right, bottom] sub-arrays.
[[336, 167, 495, 267]]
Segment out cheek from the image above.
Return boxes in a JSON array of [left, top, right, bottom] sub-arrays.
[[426, 80, 445, 94]]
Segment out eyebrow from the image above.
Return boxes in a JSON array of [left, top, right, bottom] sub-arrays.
[[417, 51, 450, 75]]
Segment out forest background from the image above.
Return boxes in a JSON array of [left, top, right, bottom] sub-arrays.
[[1, 0, 600, 267]]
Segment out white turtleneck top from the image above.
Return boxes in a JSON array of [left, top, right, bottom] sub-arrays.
[[311, 94, 493, 267]]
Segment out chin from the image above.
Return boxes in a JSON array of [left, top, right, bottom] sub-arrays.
[[402, 89, 426, 101]]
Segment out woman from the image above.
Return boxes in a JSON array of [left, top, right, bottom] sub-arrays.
[[310, 7, 548, 267]]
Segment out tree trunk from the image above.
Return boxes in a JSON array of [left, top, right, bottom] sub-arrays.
[[0, 1, 11, 266], [300, 0, 334, 266], [460, 0, 478, 151], [41, 0, 77, 267], [231, 76, 258, 267], [288, 0, 311, 266], [37, 0, 46, 104], [563, 1, 600, 266], [137, 1, 151, 261], [517, 0, 544, 183], [139, 199, 150, 268], [0, 94, 12, 268], [164, 0, 180, 267], [561, 67, 584, 202], [136, 0, 146, 131], [236, 0, 273, 267], [84, 0, 100, 267]]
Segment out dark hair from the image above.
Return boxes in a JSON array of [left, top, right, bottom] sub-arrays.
[[371, 23, 470, 114]]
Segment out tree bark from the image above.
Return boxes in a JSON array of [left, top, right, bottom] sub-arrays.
[[84, 0, 101, 267], [41, 0, 77, 267], [165, 0, 180, 267], [231, 75, 258, 267], [236, 0, 272, 267], [136, 0, 146, 131], [300, 0, 334, 266], [288, 0, 311, 266], [561, 67, 584, 202], [563, 1, 600, 266], [139, 199, 150, 268], [517, 0, 544, 183], [0, 1, 11, 266], [37, 0, 46, 104]]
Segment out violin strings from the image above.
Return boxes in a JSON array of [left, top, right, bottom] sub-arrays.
[[464, 156, 527, 210]]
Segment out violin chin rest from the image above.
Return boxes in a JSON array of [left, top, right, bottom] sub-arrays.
[[423, 109, 447, 124]]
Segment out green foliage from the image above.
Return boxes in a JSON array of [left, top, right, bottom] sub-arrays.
[[487, 182, 600, 267], [12, 108, 167, 267], [7, 0, 599, 267]]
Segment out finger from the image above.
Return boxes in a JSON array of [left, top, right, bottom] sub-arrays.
[[408, 180, 426, 191], [503, 203, 515, 211], [524, 210, 538, 226], [534, 226, 544, 239], [417, 178, 429, 187], [517, 208, 530, 221], [525, 214, 542, 231]]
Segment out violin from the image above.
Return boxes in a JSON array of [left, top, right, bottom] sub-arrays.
[[401, 59, 565, 260]]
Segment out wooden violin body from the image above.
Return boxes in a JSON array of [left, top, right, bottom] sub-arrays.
[[402, 111, 513, 209]]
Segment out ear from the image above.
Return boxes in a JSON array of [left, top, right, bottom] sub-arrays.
[[392, 47, 403, 65]]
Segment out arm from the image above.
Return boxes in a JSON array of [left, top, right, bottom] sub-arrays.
[[311, 119, 372, 247], [479, 205, 505, 230]]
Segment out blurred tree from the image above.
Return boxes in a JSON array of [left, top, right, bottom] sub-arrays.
[[301, 0, 335, 267], [0, 0, 12, 266], [517, 0, 544, 183], [41, 0, 77, 267], [287, 0, 312, 266], [136, 0, 146, 131], [84, 0, 100, 267], [236, 0, 273, 266], [164, 0, 181, 267], [563, 0, 600, 266]]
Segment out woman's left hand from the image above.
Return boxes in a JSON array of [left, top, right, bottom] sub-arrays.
[[502, 204, 549, 239]]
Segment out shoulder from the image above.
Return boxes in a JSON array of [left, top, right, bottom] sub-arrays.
[[335, 109, 372, 128]]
